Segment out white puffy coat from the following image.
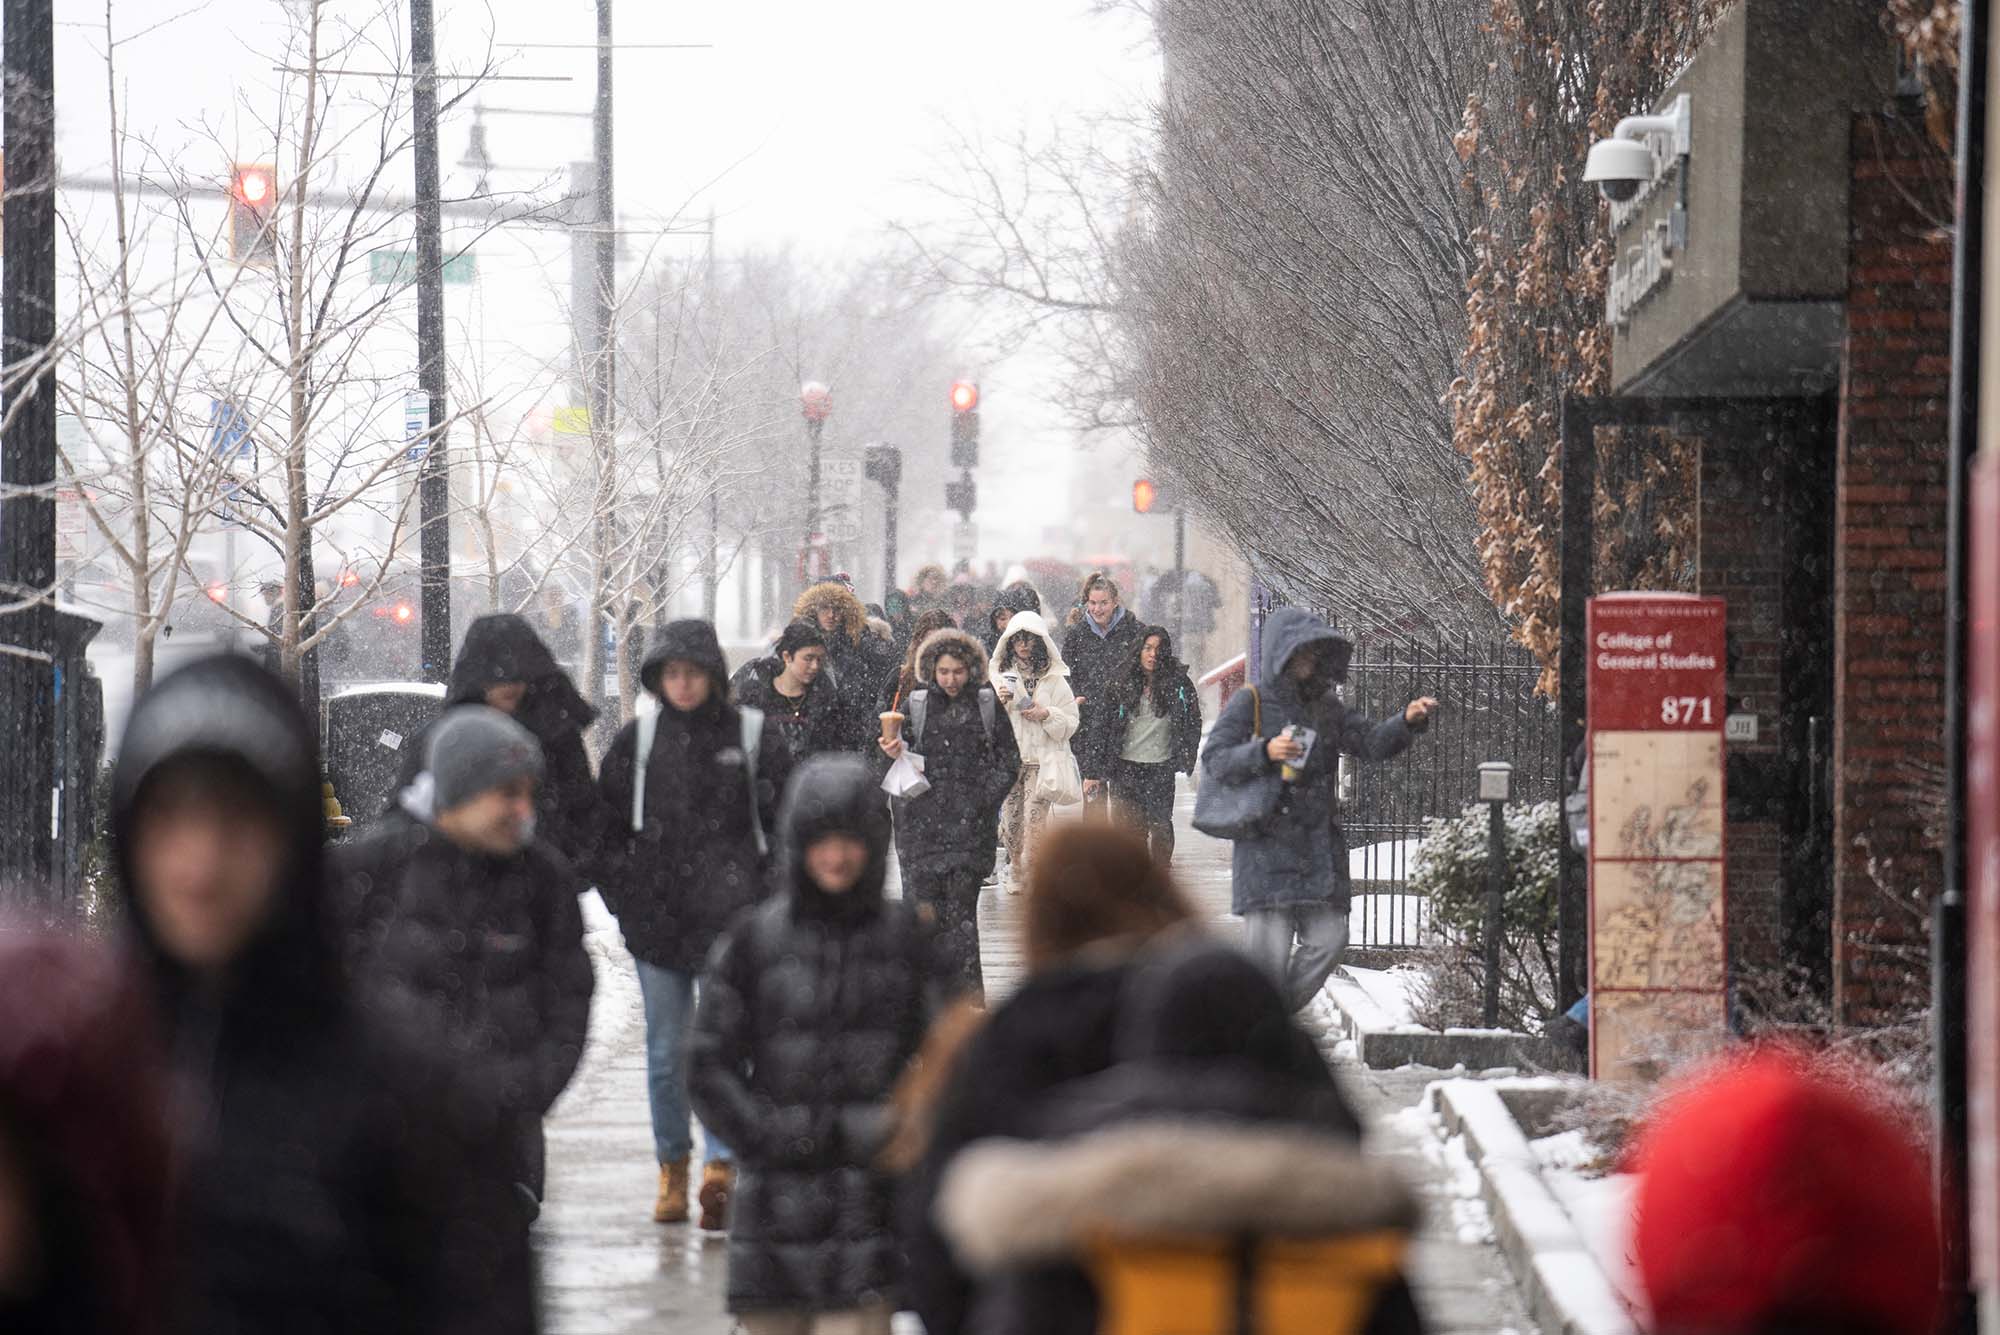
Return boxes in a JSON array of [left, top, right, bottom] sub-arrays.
[[988, 611, 1081, 767]]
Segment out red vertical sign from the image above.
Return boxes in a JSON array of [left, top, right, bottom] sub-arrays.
[[1586, 594, 1729, 1080]]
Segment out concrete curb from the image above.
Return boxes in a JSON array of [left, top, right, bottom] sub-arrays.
[[1427, 1081, 1635, 1335], [1324, 971, 1578, 1072]]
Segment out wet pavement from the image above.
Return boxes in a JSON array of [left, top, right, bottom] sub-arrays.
[[538, 787, 1535, 1333]]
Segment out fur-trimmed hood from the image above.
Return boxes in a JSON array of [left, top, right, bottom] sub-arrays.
[[794, 580, 869, 644], [936, 1120, 1420, 1272], [916, 626, 990, 685], [990, 609, 1070, 683]]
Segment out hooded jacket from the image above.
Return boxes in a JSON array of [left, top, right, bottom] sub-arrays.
[[594, 619, 792, 974], [981, 583, 1044, 655], [1060, 604, 1144, 768], [393, 613, 602, 864], [1199, 609, 1419, 914], [794, 581, 891, 751], [936, 941, 1419, 1335], [111, 655, 531, 1335], [689, 755, 940, 1314], [878, 628, 1022, 882], [0, 933, 172, 1335], [988, 611, 1081, 770], [1085, 627, 1203, 779], [730, 651, 847, 762]]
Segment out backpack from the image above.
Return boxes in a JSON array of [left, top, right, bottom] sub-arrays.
[[906, 685, 999, 754], [629, 703, 768, 856]]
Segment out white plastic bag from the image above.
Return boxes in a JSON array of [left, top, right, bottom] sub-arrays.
[[881, 750, 931, 799], [1034, 749, 1084, 806]]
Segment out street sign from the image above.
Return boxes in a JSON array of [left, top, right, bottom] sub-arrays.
[[822, 456, 863, 543], [1585, 593, 1728, 1081], [210, 399, 255, 461], [55, 487, 85, 560], [403, 391, 431, 461], [952, 520, 977, 562], [370, 251, 477, 285]]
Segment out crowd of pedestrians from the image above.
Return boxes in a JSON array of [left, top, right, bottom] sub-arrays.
[[0, 570, 1949, 1335]]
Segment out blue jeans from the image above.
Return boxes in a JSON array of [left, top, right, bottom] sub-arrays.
[[635, 960, 732, 1167]]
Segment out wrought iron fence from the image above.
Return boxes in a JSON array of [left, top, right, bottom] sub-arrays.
[[1250, 590, 1560, 951]]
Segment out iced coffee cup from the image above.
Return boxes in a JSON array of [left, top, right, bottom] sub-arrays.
[[880, 711, 906, 743]]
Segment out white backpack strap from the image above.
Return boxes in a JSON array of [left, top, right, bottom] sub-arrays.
[[740, 707, 768, 856], [630, 706, 659, 832]]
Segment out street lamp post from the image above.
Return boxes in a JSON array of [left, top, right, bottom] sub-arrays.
[[1478, 761, 1514, 1028], [800, 381, 832, 583]]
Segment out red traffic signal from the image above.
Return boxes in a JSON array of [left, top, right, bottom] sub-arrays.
[[229, 163, 278, 266], [1133, 478, 1158, 513], [950, 380, 979, 413]]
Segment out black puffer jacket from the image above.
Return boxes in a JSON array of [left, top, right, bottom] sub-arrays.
[[594, 620, 791, 974], [936, 941, 1417, 1335], [393, 613, 602, 864], [730, 654, 848, 763], [331, 808, 594, 1123], [689, 755, 940, 1314], [876, 628, 1021, 882], [112, 655, 531, 1335], [1061, 608, 1143, 764], [1085, 630, 1203, 779]]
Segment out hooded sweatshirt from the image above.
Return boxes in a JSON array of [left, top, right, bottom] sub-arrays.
[[392, 613, 602, 864], [689, 755, 940, 1314], [111, 654, 531, 1335], [1198, 608, 1420, 914], [987, 610, 1081, 769], [981, 583, 1044, 655], [593, 619, 792, 974]]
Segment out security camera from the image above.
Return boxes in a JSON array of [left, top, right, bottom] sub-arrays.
[[1584, 137, 1654, 204]]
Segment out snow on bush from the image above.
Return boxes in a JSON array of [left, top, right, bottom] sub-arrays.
[[1404, 799, 1561, 1033]]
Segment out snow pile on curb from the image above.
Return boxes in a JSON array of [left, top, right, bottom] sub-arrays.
[[549, 889, 643, 1118]]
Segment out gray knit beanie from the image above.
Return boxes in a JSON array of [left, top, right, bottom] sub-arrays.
[[425, 705, 544, 812]]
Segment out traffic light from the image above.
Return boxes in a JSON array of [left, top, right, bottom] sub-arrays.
[[229, 164, 278, 266], [1134, 478, 1167, 513], [950, 380, 980, 469], [863, 442, 903, 494], [945, 471, 976, 520]]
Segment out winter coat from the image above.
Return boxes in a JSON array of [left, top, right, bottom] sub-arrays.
[[110, 655, 532, 1335], [900, 956, 1149, 1335], [876, 628, 1021, 881], [689, 756, 941, 1314], [1061, 607, 1143, 767], [980, 583, 1045, 656], [1201, 609, 1420, 914], [795, 581, 891, 751], [331, 808, 594, 1122], [935, 942, 1418, 1335], [393, 613, 602, 866], [594, 619, 791, 975], [0, 934, 173, 1335], [731, 654, 849, 763], [1085, 637, 1203, 779], [988, 611, 1081, 771]]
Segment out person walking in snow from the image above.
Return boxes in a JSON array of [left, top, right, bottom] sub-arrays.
[[1200, 609, 1435, 1011], [794, 579, 894, 751], [731, 621, 847, 764], [392, 612, 602, 865], [1089, 627, 1203, 864], [593, 619, 792, 1231], [1062, 572, 1143, 812], [875, 626, 1020, 1001], [334, 706, 595, 1213], [690, 755, 942, 1335], [881, 610, 959, 714], [988, 609, 1080, 884], [980, 581, 1043, 657]]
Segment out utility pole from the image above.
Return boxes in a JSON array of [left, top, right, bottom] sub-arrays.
[[1172, 507, 1187, 648], [410, 0, 452, 682], [0, 0, 56, 910]]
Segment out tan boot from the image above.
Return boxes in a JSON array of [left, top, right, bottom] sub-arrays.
[[653, 1158, 690, 1224], [697, 1160, 735, 1233]]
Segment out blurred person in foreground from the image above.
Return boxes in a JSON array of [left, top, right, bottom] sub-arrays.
[[335, 706, 595, 1214], [689, 755, 942, 1335], [112, 654, 530, 1333], [594, 619, 791, 1230], [393, 612, 601, 864], [893, 824, 1200, 1335], [1630, 1049, 1939, 1335], [874, 626, 1021, 1000], [935, 937, 1419, 1335], [1202, 609, 1435, 1011], [1088, 626, 1203, 864], [0, 931, 172, 1335], [989, 608, 1081, 887]]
